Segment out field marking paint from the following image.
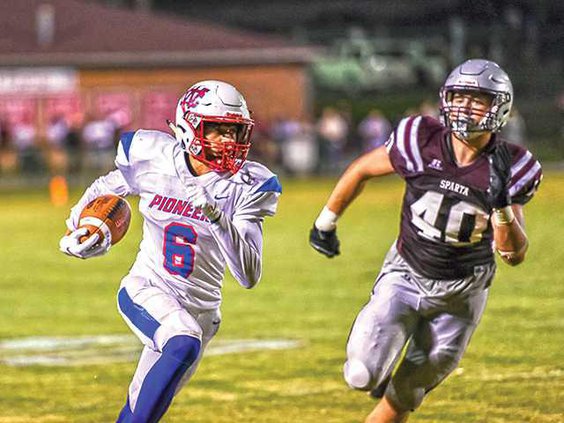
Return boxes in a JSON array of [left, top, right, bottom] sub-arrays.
[[0, 335, 302, 367]]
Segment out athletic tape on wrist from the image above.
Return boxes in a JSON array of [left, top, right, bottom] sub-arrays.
[[315, 206, 339, 231], [492, 206, 515, 226]]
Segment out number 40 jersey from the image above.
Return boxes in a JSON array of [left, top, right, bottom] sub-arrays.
[[386, 115, 542, 280]]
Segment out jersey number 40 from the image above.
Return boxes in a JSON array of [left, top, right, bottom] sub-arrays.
[[410, 191, 489, 245]]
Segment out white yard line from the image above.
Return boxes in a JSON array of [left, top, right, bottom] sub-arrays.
[[0, 335, 302, 367]]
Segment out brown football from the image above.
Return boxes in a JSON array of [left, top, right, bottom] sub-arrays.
[[78, 195, 131, 246]]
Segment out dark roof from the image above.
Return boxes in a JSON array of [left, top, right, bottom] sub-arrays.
[[0, 0, 318, 67]]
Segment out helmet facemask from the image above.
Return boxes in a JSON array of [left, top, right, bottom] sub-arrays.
[[187, 114, 253, 174], [440, 88, 508, 139]]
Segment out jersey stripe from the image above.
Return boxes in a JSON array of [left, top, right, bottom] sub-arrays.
[[120, 131, 135, 162], [257, 176, 282, 193], [510, 150, 533, 178], [118, 288, 160, 339], [409, 116, 424, 172], [385, 132, 395, 153], [509, 160, 541, 196], [396, 117, 415, 172]]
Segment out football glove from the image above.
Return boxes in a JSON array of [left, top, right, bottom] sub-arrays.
[[186, 183, 222, 222], [487, 143, 512, 209], [59, 227, 111, 259], [309, 225, 340, 258]]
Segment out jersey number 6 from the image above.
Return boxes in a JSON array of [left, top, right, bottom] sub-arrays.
[[163, 223, 198, 278]]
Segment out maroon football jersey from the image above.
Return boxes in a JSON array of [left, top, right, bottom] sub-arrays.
[[385, 115, 542, 279]]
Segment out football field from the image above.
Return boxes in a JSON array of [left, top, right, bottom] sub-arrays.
[[0, 173, 563, 422]]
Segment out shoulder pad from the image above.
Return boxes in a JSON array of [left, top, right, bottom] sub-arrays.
[[230, 161, 281, 219], [386, 116, 441, 176], [119, 131, 136, 162], [233, 160, 282, 195], [116, 129, 175, 166], [505, 142, 542, 204]]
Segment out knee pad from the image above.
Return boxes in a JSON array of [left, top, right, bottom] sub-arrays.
[[344, 359, 372, 390]]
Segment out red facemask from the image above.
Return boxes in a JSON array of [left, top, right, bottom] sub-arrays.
[[185, 114, 254, 174]]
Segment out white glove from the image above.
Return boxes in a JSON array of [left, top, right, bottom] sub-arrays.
[[59, 227, 111, 259], [186, 183, 222, 222]]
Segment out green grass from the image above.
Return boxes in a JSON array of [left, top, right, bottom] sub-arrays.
[[0, 173, 562, 422]]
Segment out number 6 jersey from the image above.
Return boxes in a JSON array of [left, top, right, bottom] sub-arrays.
[[66, 130, 281, 310], [385, 115, 542, 280]]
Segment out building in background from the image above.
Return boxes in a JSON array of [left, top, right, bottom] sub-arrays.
[[0, 0, 317, 176]]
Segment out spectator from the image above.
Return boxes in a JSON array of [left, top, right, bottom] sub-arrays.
[[45, 114, 70, 175], [12, 119, 41, 174], [281, 119, 318, 176], [65, 112, 84, 177], [358, 109, 392, 152], [81, 112, 117, 173], [317, 107, 349, 173], [271, 116, 303, 171], [0, 117, 17, 174], [247, 118, 279, 170]]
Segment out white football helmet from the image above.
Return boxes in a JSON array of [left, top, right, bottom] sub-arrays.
[[170, 80, 254, 173], [439, 59, 513, 139]]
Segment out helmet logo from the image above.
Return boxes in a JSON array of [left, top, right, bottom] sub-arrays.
[[459, 79, 478, 86], [188, 142, 202, 156], [181, 86, 210, 112]]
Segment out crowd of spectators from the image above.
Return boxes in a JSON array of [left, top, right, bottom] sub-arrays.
[[0, 99, 528, 181], [250, 100, 432, 176], [0, 111, 121, 180]]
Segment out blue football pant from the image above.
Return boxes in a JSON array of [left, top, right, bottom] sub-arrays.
[[116, 275, 221, 422]]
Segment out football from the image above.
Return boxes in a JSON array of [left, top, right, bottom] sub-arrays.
[[78, 194, 131, 246]]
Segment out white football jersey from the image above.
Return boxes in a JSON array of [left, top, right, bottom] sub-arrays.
[[67, 129, 281, 310]]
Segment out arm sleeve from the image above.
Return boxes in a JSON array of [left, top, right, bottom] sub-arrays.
[[65, 169, 134, 231], [208, 190, 280, 289]]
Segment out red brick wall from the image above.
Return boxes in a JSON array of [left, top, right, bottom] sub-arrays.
[[79, 65, 311, 128]]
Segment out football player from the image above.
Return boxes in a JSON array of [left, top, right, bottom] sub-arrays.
[[310, 59, 541, 422], [59, 81, 281, 422]]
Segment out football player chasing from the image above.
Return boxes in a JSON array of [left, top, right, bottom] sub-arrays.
[[310, 59, 541, 423], [59, 81, 281, 422]]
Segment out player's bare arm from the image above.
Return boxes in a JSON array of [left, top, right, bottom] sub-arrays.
[[326, 145, 395, 216], [310, 146, 394, 258], [492, 204, 528, 265]]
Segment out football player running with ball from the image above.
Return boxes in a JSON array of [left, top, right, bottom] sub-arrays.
[[59, 81, 281, 422], [310, 59, 541, 422]]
